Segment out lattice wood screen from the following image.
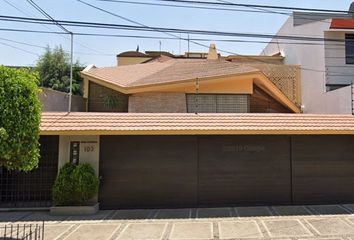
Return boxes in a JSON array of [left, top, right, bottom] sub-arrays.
[[250, 64, 301, 106]]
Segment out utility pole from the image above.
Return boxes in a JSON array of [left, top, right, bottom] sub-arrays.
[[187, 34, 190, 57], [68, 33, 74, 112], [25, 0, 74, 112], [179, 33, 181, 55]]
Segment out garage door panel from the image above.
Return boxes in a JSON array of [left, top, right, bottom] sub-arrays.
[[292, 136, 354, 204], [198, 136, 291, 205], [99, 136, 198, 209]]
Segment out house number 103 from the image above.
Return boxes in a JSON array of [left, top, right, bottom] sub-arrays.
[[84, 146, 94, 152]]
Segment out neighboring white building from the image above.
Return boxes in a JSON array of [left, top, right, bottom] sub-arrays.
[[262, 4, 354, 114]]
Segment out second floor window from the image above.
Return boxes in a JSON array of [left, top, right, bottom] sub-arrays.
[[345, 34, 354, 64]]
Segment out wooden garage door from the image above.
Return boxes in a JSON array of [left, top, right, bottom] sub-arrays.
[[292, 136, 354, 204], [99, 136, 198, 209], [198, 136, 292, 206]]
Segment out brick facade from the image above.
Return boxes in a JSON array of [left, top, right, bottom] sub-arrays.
[[129, 93, 187, 113]]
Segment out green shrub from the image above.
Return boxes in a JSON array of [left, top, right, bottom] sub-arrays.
[[53, 163, 99, 206], [0, 66, 41, 171]]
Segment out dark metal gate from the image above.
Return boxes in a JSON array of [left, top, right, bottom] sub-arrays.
[[99, 135, 292, 209], [0, 136, 59, 208], [1, 222, 45, 240]]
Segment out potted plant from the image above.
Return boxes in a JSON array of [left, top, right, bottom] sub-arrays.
[[50, 162, 100, 215]]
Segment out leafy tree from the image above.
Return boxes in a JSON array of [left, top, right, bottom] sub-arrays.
[[36, 45, 83, 95], [0, 66, 42, 171]]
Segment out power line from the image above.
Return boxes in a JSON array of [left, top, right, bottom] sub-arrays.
[[93, 0, 292, 14], [76, 0, 237, 55], [25, 0, 106, 54], [216, 0, 290, 15], [25, 0, 75, 112], [1, 14, 350, 73], [157, 0, 350, 14], [2, 0, 32, 17], [0, 41, 40, 56], [0, 14, 352, 75], [2, 0, 106, 55], [0, 27, 65, 34], [94, 0, 333, 25], [0, 36, 115, 56], [26, 0, 70, 33], [0, 27, 346, 47], [0, 15, 346, 43], [1, 26, 354, 76], [0, 1, 352, 79], [75, 0, 353, 75]]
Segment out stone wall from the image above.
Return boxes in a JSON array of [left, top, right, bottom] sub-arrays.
[[128, 93, 187, 113]]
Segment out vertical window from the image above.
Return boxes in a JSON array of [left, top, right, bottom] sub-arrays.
[[70, 141, 80, 165], [345, 34, 354, 64]]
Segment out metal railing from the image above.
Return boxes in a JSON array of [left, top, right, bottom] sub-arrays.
[[0, 222, 44, 240]]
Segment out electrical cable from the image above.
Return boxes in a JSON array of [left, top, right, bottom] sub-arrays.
[[3, 0, 106, 54], [0, 15, 347, 43], [156, 0, 350, 14], [0, 41, 40, 56]]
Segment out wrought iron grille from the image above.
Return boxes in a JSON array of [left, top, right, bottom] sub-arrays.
[[0, 136, 59, 208], [0, 222, 44, 240]]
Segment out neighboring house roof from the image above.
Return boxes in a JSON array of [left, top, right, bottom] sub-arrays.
[[293, 12, 350, 26], [330, 19, 354, 29], [41, 112, 354, 135], [82, 59, 258, 88], [145, 51, 175, 58], [81, 59, 300, 113], [116, 51, 148, 57]]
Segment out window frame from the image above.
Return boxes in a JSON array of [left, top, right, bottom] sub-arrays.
[[345, 34, 354, 64]]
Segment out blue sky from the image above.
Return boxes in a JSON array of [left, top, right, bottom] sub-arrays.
[[0, 0, 353, 67]]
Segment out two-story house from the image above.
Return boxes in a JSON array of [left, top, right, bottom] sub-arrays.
[[263, 2, 354, 114], [80, 58, 300, 114], [3, 46, 354, 210]]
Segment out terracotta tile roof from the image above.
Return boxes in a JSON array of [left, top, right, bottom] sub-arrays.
[[331, 19, 354, 29], [82, 59, 258, 88], [41, 112, 354, 135]]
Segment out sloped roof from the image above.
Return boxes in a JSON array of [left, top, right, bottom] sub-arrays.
[[40, 112, 354, 135], [81, 59, 259, 88], [330, 19, 354, 29]]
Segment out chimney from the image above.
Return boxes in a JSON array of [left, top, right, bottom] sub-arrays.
[[207, 44, 218, 60]]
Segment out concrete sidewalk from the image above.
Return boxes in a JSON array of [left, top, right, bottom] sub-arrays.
[[2, 204, 354, 240]]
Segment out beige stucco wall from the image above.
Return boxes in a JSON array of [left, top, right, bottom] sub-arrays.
[[58, 135, 100, 202], [58, 135, 100, 175], [40, 88, 86, 112], [262, 16, 330, 113], [324, 85, 352, 114], [129, 92, 187, 112]]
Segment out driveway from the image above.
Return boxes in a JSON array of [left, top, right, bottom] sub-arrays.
[[2, 204, 354, 239]]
